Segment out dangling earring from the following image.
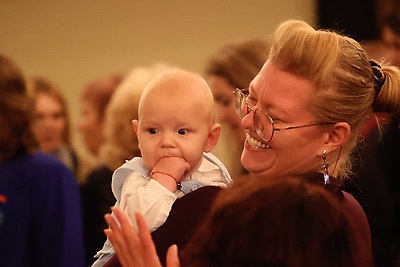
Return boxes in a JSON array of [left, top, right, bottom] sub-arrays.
[[322, 150, 329, 184]]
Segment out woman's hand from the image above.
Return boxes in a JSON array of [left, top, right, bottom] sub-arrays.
[[104, 207, 180, 267]]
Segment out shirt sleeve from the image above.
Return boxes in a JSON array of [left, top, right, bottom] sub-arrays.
[[120, 173, 178, 232]]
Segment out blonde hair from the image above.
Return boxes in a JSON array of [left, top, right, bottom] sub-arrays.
[[269, 20, 400, 177], [98, 63, 176, 171]]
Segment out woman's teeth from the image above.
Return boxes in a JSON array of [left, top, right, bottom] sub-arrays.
[[246, 134, 271, 149]]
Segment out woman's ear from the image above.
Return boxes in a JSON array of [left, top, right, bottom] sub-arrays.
[[204, 124, 221, 153], [324, 122, 350, 152]]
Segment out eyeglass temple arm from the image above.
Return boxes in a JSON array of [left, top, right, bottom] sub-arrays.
[[274, 122, 334, 131]]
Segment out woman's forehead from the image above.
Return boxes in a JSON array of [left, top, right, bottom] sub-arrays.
[[249, 62, 315, 116]]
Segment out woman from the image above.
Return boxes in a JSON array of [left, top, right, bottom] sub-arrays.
[[78, 73, 125, 184], [205, 38, 269, 143], [79, 73, 125, 157], [0, 54, 84, 266], [103, 19, 400, 266], [205, 38, 269, 177], [27, 76, 79, 175]]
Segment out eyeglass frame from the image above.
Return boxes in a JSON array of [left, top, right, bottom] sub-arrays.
[[233, 88, 335, 142]]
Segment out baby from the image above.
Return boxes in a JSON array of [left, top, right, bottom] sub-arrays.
[[93, 69, 232, 266]]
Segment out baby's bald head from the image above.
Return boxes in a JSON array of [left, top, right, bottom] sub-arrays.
[[139, 69, 216, 125]]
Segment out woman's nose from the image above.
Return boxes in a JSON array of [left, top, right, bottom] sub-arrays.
[[240, 108, 253, 129]]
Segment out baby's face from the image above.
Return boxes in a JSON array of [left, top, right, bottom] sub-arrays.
[[134, 71, 218, 175]]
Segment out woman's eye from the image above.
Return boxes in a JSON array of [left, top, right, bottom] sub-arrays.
[[147, 128, 157, 134], [246, 96, 257, 108], [271, 116, 284, 124], [178, 129, 188, 135]]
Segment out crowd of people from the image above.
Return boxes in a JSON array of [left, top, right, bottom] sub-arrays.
[[1, 11, 400, 267]]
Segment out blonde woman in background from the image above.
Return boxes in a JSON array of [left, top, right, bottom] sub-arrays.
[[80, 63, 175, 266]]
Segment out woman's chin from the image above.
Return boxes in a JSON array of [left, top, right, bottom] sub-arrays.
[[241, 148, 276, 175]]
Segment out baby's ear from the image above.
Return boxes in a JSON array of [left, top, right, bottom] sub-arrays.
[[204, 124, 221, 152], [132, 119, 139, 135]]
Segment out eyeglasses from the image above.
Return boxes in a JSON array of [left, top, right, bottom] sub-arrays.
[[233, 88, 334, 142]]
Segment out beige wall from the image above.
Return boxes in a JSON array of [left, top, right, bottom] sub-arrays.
[[0, 0, 316, 176]]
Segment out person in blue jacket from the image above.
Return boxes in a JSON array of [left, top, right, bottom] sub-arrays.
[[0, 54, 85, 267]]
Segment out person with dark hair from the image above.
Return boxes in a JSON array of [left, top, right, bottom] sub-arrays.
[[0, 54, 84, 266], [381, 12, 400, 66], [364, 11, 400, 67], [105, 175, 371, 267]]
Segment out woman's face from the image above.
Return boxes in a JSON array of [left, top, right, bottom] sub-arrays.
[[382, 26, 400, 66], [208, 75, 245, 142], [32, 94, 66, 153], [240, 61, 327, 179], [78, 100, 104, 155]]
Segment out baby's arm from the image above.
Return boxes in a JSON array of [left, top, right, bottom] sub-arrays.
[[122, 157, 190, 232]]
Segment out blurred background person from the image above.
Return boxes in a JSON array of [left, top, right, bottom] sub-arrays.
[[316, 4, 400, 266], [363, 11, 400, 67], [27, 76, 79, 177], [79, 73, 125, 157], [339, 11, 400, 267], [0, 54, 84, 266], [78, 72, 125, 183], [204, 38, 269, 178], [80, 63, 174, 265]]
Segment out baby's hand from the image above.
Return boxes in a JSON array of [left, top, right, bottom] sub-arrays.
[[152, 157, 191, 182]]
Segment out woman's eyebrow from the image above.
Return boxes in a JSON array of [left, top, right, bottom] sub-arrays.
[[247, 85, 290, 118], [248, 85, 255, 95]]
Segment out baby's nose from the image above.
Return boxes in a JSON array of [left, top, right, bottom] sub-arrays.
[[160, 132, 176, 147]]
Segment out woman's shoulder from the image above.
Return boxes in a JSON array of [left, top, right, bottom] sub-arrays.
[[28, 152, 74, 173], [341, 190, 369, 220], [15, 152, 77, 186], [341, 190, 372, 247]]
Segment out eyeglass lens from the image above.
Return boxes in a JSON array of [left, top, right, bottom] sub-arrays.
[[254, 109, 274, 141], [235, 89, 274, 141]]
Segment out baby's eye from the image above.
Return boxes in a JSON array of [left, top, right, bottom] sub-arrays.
[[215, 97, 232, 108], [147, 128, 158, 134], [220, 99, 232, 108], [178, 129, 188, 135]]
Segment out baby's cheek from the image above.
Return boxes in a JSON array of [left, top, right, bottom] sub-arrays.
[[142, 155, 156, 171], [188, 156, 203, 173]]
